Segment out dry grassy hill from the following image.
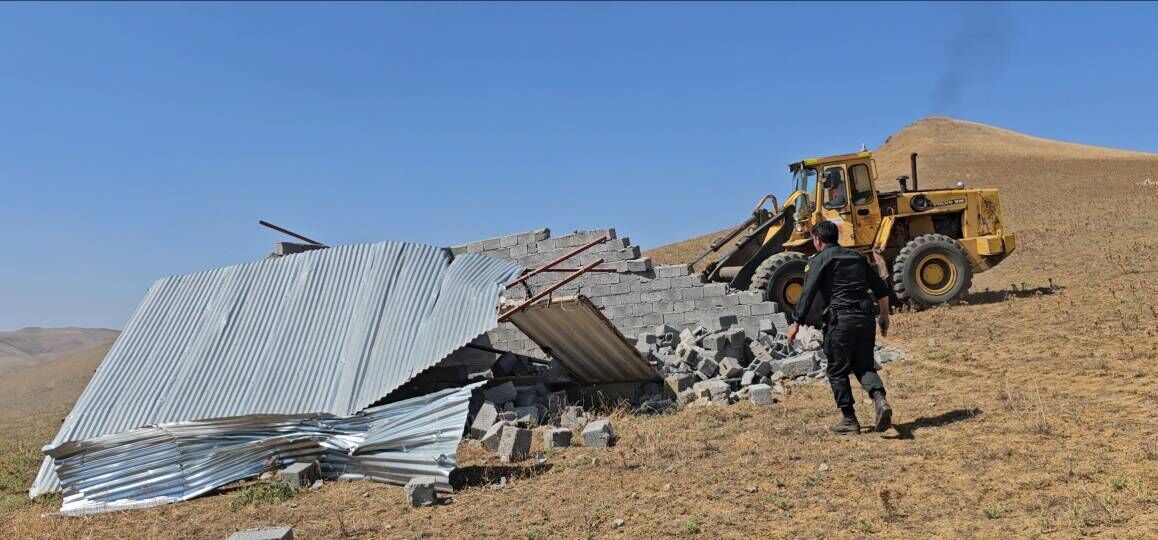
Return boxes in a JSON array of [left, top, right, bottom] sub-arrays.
[[4, 117, 1157, 538], [0, 328, 118, 375]]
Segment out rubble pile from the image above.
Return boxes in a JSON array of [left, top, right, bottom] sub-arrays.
[[468, 379, 619, 460], [632, 312, 906, 407]]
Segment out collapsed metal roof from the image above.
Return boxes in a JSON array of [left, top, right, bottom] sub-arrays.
[[47, 383, 480, 515], [508, 296, 658, 383], [32, 241, 522, 498]]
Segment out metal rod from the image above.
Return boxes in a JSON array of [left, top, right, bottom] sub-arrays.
[[504, 234, 608, 289], [689, 216, 756, 266], [531, 267, 618, 273], [499, 259, 603, 321], [259, 220, 327, 247]]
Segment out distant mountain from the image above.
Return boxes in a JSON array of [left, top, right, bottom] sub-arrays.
[[0, 327, 118, 375]]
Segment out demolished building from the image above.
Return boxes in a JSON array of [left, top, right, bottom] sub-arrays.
[[31, 225, 886, 515], [31, 241, 524, 514]]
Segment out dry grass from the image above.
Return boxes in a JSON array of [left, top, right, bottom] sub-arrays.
[[3, 117, 1158, 538]]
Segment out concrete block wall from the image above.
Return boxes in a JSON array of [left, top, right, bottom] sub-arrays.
[[452, 228, 782, 359]]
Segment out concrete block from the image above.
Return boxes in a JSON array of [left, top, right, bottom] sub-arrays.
[[481, 421, 510, 451], [581, 419, 617, 448], [703, 283, 727, 297], [559, 406, 588, 430], [751, 359, 774, 377], [707, 314, 739, 332], [497, 425, 533, 462], [655, 264, 691, 278], [682, 286, 704, 300], [773, 352, 819, 379], [470, 401, 500, 439], [696, 357, 719, 380], [750, 302, 779, 316], [616, 258, 652, 273], [662, 312, 688, 324], [405, 476, 439, 507], [692, 380, 731, 402], [544, 427, 572, 449], [277, 462, 319, 488], [724, 327, 746, 347], [676, 388, 697, 406], [229, 527, 294, 540], [749, 384, 775, 406], [639, 290, 663, 303], [701, 332, 727, 351], [719, 357, 744, 378], [770, 312, 791, 334], [759, 319, 775, 335], [737, 291, 765, 305], [741, 370, 756, 387], [664, 373, 695, 397], [513, 405, 543, 427], [483, 381, 518, 404]]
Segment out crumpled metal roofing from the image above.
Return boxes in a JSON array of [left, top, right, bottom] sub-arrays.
[[507, 295, 658, 383], [32, 241, 522, 498], [46, 383, 481, 515]]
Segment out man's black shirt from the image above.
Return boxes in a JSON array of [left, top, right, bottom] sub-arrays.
[[792, 245, 889, 326]]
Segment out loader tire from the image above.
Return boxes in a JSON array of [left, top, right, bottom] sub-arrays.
[[892, 234, 972, 309], [749, 252, 809, 316]]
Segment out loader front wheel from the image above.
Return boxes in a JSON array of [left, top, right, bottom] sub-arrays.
[[749, 252, 809, 315], [892, 234, 972, 309]]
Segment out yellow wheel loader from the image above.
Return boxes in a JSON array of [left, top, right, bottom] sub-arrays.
[[695, 151, 1016, 316]]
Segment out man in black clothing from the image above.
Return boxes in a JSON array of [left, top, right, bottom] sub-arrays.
[[786, 221, 894, 434]]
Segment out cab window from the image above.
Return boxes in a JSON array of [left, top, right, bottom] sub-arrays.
[[822, 167, 846, 209], [850, 164, 873, 204]]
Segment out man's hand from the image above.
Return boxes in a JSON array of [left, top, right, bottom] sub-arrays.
[[878, 312, 890, 337], [786, 322, 799, 348]]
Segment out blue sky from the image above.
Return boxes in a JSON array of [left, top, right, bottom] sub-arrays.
[[2, 2, 1156, 330]]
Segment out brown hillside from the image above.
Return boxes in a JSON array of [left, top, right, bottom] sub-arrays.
[[0, 328, 118, 375], [4, 118, 1158, 538], [648, 116, 1158, 267]]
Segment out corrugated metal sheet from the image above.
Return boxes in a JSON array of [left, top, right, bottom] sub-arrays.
[[32, 241, 522, 498], [46, 383, 480, 515], [507, 296, 658, 383]]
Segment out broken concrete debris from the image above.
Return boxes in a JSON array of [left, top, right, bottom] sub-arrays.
[[497, 425, 533, 463], [278, 461, 319, 488], [748, 384, 775, 406], [470, 401, 501, 439], [629, 312, 907, 408], [405, 476, 439, 507], [581, 419, 618, 448], [228, 527, 294, 540], [544, 428, 573, 449], [481, 421, 510, 452]]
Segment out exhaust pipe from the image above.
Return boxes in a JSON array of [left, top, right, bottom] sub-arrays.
[[910, 152, 919, 191]]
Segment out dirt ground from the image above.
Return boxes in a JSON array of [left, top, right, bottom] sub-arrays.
[[2, 117, 1156, 538]]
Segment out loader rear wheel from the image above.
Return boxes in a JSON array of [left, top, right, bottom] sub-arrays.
[[892, 234, 972, 309], [749, 252, 809, 315]]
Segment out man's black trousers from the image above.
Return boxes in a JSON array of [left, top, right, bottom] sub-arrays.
[[823, 312, 886, 409]]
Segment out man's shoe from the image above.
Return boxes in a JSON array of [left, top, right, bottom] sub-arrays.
[[829, 416, 861, 435], [873, 395, 893, 432]]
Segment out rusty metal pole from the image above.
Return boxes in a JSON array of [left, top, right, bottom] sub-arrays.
[[499, 259, 604, 321], [504, 234, 609, 289]]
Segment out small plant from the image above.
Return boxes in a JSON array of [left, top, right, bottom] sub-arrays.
[[981, 505, 1005, 519], [681, 516, 703, 535], [1111, 477, 1126, 491], [852, 519, 875, 533], [229, 482, 297, 510], [769, 496, 794, 511]]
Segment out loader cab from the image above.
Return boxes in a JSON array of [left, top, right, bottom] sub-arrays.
[[792, 151, 882, 248]]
